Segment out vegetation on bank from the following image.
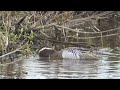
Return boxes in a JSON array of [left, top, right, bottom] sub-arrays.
[[0, 11, 120, 62]]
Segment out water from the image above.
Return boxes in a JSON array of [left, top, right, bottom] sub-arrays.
[[0, 48, 120, 79]]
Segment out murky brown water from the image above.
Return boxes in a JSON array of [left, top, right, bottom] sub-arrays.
[[0, 48, 120, 79]]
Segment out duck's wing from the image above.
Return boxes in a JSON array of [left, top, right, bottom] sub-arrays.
[[62, 47, 81, 59], [77, 47, 90, 52], [64, 47, 90, 53], [63, 47, 89, 56]]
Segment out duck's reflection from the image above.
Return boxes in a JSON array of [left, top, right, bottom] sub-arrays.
[[38, 58, 99, 78], [38, 55, 120, 79]]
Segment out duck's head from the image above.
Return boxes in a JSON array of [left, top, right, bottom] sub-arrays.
[[39, 47, 56, 57]]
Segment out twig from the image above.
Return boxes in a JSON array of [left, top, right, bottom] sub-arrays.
[[68, 11, 114, 23]]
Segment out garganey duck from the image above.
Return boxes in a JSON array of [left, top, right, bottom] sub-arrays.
[[39, 47, 99, 60]]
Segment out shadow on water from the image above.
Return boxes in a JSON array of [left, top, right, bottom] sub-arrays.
[[0, 48, 120, 79]]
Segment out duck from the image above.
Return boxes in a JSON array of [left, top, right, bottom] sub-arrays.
[[39, 47, 99, 60]]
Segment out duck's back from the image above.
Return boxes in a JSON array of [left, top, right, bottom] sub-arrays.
[[61, 47, 98, 60]]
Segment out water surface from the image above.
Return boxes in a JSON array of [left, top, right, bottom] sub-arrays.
[[0, 48, 120, 79]]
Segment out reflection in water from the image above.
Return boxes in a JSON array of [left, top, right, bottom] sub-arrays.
[[0, 48, 120, 79], [0, 60, 26, 79]]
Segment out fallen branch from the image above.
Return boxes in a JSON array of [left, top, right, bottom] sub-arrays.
[[36, 23, 120, 34], [35, 36, 87, 45], [66, 32, 120, 39], [0, 40, 29, 59]]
